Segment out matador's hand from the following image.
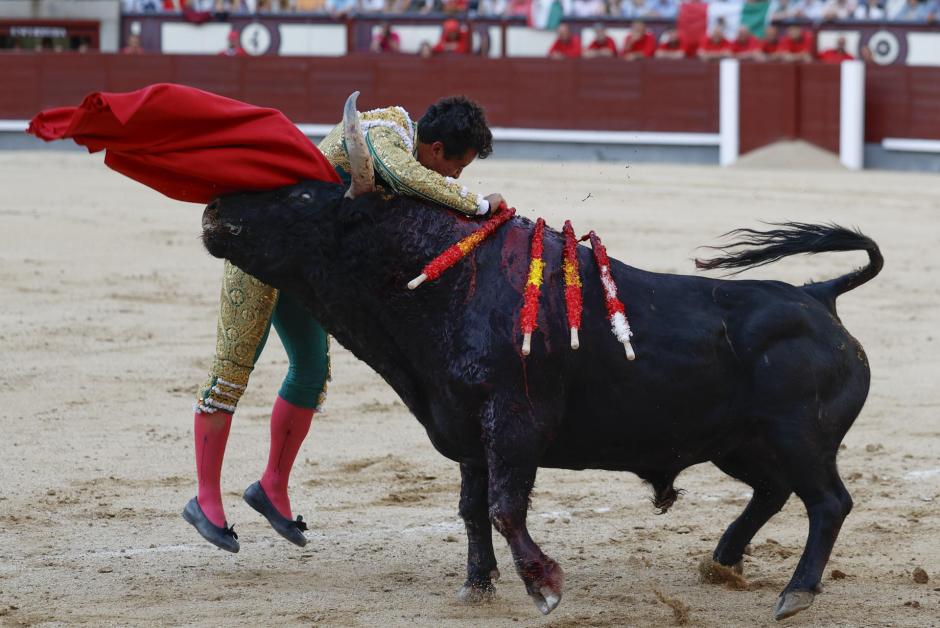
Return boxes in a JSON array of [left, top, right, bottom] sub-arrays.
[[484, 193, 506, 214]]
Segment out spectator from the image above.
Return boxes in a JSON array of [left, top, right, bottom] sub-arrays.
[[506, 0, 534, 17], [548, 23, 581, 58], [821, 0, 858, 19], [569, 0, 608, 17], [818, 35, 854, 62], [418, 40, 434, 57], [432, 18, 471, 54], [219, 30, 247, 55], [123, 0, 172, 11], [585, 23, 618, 57], [761, 24, 783, 59], [697, 20, 730, 60], [295, 0, 329, 11], [853, 0, 885, 17], [442, 0, 469, 12], [654, 28, 685, 58], [779, 24, 814, 62], [122, 33, 145, 53], [770, 0, 810, 20], [391, 0, 436, 11], [326, 0, 357, 17], [619, 0, 648, 17], [477, 0, 508, 14], [360, 0, 389, 12], [371, 23, 401, 52], [729, 26, 762, 59], [255, 0, 292, 13], [643, 0, 677, 17], [891, 0, 935, 20], [622, 20, 656, 59]]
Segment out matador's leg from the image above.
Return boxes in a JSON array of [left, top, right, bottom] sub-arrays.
[[184, 261, 277, 552], [195, 260, 278, 414], [244, 291, 331, 547]]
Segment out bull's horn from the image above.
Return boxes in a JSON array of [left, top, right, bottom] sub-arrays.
[[343, 91, 375, 199]]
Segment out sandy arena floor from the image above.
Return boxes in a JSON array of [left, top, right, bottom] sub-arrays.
[[1, 152, 938, 627]]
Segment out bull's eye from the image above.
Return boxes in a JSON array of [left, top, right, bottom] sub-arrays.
[[301, 193, 312, 201]]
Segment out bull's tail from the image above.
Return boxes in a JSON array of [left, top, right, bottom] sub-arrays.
[[695, 222, 883, 311]]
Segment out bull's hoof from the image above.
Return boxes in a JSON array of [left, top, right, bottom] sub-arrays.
[[732, 560, 744, 575], [774, 590, 816, 621], [457, 568, 500, 604], [457, 581, 496, 604], [531, 586, 561, 615], [527, 560, 564, 615], [457, 583, 496, 604]]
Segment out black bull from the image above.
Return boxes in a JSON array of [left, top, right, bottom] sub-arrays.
[[201, 181, 882, 621]]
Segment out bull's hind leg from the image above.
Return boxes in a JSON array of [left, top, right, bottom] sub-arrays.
[[481, 397, 564, 615], [772, 458, 852, 621], [457, 463, 499, 603], [712, 448, 792, 572]]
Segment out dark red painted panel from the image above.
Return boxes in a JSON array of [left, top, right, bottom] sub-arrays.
[[2, 53, 719, 134], [6, 53, 937, 150], [798, 63, 840, 154], [867, 66, 940, 142], [739, 62, 798, 155]]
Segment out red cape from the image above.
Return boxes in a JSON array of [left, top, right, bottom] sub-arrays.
[[28, 83, 341, 204]]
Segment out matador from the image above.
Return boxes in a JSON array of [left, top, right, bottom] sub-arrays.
[[183, 96, 507, 552]]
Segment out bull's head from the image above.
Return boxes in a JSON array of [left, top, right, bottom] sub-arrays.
[[201, 178, 346, 287], [201, 92, 376, 287]]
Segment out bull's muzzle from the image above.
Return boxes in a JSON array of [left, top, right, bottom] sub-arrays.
[[202, 199, 221, 234], [202, 199, 242, 236]]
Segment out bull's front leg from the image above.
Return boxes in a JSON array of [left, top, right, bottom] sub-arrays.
[[457, 463, 500, 603], [482, 398, 564, 615]]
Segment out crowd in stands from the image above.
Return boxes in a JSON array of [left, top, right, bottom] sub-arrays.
[[121, 0, 939, 22], [548, 19, 857, 62]]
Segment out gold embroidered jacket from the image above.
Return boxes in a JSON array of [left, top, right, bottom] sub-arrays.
[[318, 106, 488, 216]]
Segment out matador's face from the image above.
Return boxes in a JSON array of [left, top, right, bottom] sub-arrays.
[[416, 141, 477, 180]]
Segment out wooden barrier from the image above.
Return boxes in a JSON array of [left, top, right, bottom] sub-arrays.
[[866, 66, 940, 142], [0, 54, 719, 134], [1, 53, 938, 160]]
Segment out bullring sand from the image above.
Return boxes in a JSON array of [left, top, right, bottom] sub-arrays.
[[1, 152, 938, 627]]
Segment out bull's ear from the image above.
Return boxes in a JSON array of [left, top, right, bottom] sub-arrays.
[[343, 91, 375, 199]]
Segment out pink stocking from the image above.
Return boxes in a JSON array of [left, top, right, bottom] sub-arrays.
[[194, 410, 232, 528], [260, 395, 314, 519]]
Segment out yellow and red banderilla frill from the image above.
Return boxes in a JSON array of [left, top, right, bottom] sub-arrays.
[[407, 204, 516, 289], [520, 218, 546, 355], [407, 207, 636, 360], [562, 220, 583, 350]]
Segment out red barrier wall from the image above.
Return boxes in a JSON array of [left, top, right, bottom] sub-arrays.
[[739, 63, 798, 155], [3, 54, 939, 156], [798, 64, 842, 154], [0, 54, 719, 132], [739, 62, 841, 155], [865, 66, 940, 142]]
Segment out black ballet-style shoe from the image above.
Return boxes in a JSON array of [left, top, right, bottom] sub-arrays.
[[182, 497, 240, 553], [243, 481, 309, 547]]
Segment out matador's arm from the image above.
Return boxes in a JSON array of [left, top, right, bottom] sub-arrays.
[[365, 126, 489, 216]]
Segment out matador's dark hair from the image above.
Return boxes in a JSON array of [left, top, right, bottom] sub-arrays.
[[417, 95, 493, 160]]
